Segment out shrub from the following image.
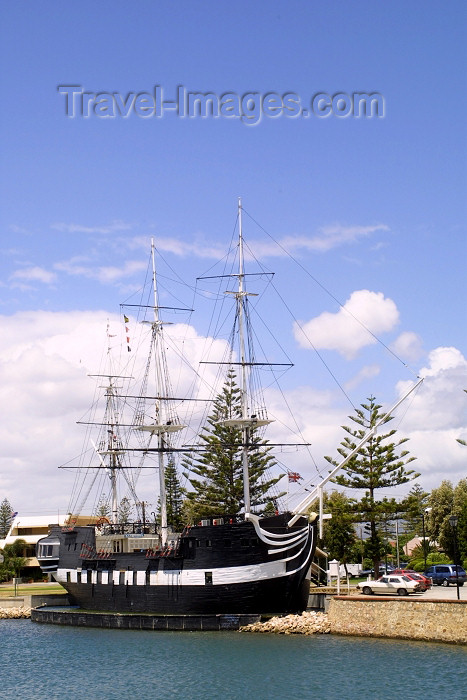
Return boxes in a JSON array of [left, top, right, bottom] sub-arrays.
[[409, 552, 450, 571]]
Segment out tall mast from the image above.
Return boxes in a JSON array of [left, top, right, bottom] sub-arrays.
[[202, 201, 274, 517], [92, 327, 129, 525], [151, 238, 168, 545], [133, 239, 187, 546], [107, 378, 119, 524], [91, 374, 121, 525], [237, 198, 251, 514], [70, 243, 188, 531], [107, 329, 120, 524]]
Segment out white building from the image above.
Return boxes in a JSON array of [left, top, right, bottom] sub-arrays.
[[0, 515, 67, 574]]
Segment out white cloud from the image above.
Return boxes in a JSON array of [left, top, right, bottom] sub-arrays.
[[396, 347, 467, 431], [0, 310, 230, 514], [294, 289, 400, 359], [54, 258, 147, 284], [9, 225, 31, 235], [52, 220, 133, 235], [155, 236, 227, 260], [11, 266, 57, 285], [419, 346, 466, 378], [242, 224, 389, 259], [344, 364, 381, 391], [401, 429, 466, 486], [391, 347, 467, 490], [391, 331, 424, 362], [300, 223, 389, 253], [129, 223, 389, 261], [0, 309, 465, 516], [267, 347, 467, 499]]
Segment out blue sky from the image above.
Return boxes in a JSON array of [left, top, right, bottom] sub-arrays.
[[0, 1, 465, 516]]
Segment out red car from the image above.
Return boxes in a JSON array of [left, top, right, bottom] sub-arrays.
[[391, 569, 432, 589]]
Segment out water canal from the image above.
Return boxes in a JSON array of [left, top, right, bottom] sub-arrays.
[[1, 619, 465, 699]]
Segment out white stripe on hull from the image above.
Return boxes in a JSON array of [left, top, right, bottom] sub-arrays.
[[55, 552, 311, 588]]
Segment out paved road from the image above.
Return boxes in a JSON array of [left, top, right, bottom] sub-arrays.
[[418, 583, 465, 600], [334, 582, 466, 600]]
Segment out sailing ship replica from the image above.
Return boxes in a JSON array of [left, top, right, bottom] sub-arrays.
[[36, 201, 320, 615]]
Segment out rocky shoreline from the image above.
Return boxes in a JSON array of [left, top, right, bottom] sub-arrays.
[[240, 611, 331, 635], [0, 606, 31, 619]]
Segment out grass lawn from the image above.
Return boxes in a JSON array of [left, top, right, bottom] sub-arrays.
[[0, 582, 66, 597]]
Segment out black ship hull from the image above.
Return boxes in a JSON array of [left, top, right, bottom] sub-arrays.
[[37, 513, 317, 615]]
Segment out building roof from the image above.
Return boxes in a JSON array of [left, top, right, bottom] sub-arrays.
[[0, 514, 100, 548], [8, 515, 67, 529], [0, 515, 67, 548]]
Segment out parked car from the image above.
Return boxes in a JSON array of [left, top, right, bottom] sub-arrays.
[[424, 565, 467, 587], [356, 574, 422, 596], [359, 565, 395, 577], [391, 569, 432, 589]]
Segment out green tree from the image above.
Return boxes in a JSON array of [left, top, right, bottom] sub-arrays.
[[162, 458, 186, 532], [325, 396, 419, 578], [456, 389, 467, 447], [433, 479, 467, 561], [409, 550, 450, 571], [400, 484, 431, 562], [453, 479, 467, 566], [262, 500, 278, 517], [457, 499, 467, 567], [0, 538, 27, 581], [453, 478, 467, 511], [94, 494, 111, 518], [118, 496, 133, 524], [0, 498, 14, 538], [321, 491, 357, 576], [428, 480, 454, 554], [404, 484, 429, 533], [182, 370, 283, 521]]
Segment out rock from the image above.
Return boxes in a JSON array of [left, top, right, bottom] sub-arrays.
[[240, 611, 331, 635], [0, 606, 31, 619]]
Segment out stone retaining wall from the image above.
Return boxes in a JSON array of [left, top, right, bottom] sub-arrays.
[[328, 595, 467, 644], [31, 608, 261, 631], [0, 594, 70, 609], [5, 594, 466, 645]]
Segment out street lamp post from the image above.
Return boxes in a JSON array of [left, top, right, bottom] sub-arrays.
[[421, 507, 431, 572], [421, 512, 427, 571], [395, 519, 400, 569], [448, 515, 460, 601]]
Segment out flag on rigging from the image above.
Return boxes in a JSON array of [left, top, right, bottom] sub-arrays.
[[124, 314, 131, 352], [288, 471, 302, 483]]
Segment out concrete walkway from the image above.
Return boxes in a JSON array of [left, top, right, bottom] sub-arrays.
[[418, 583, 465, 600]]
